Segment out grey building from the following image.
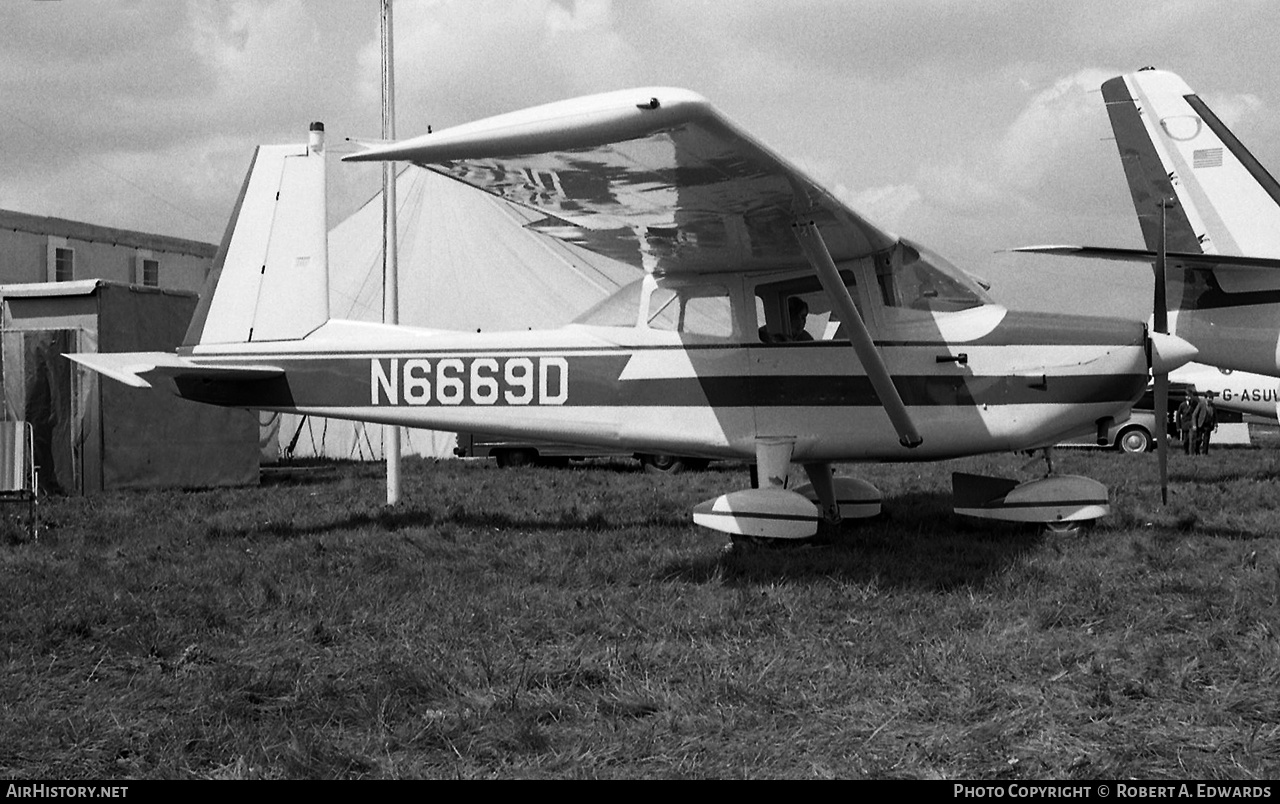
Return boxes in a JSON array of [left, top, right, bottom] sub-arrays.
[[0, 208, 215, 292], [0, 210, 260, 495]]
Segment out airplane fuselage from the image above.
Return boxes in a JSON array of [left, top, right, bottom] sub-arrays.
[[1169, 303, 1280, 380], [1171, 360, 1280, 419], [170, 306, 1151, 463], [69, 92, 1188, 536]]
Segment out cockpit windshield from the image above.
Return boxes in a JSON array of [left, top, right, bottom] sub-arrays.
[[876, 240, 991, 312]]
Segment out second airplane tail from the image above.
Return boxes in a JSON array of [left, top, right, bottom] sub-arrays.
[[1014, 69, 1280, 375], [1103, 68, 1280, 262]]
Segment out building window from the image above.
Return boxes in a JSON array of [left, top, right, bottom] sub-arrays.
[[54, 247, 74, 282], [142, 258, 159, 287]]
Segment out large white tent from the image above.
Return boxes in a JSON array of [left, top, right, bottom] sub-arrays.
[[271, 166, 639, 461]]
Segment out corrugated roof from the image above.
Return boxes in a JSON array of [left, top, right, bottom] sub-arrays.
[[0, 279, 198, 299]]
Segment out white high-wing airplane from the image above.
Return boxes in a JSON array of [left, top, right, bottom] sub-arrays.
[[1173, 362, 1280, 420], [70, 89, 1196, 539], [1018, 68, 1280, 379]]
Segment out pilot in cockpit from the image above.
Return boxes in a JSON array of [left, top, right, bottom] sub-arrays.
[[759, 296, 815, 343], [783, 297, 814, 342]]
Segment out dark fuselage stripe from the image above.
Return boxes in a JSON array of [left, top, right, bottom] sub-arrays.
[[171, 353, 1146, 410]]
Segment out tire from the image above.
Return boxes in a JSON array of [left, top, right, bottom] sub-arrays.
[[1043, 520, 1088, 537], [640, 454, 686, 474], [1117, 426, 1153, 454], [494, 448, 536, 468]]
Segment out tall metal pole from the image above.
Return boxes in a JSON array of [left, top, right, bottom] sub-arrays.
[[381, 0, 401, 504]]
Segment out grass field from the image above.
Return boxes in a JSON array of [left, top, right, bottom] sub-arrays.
[[3, 436, 1280, 779]]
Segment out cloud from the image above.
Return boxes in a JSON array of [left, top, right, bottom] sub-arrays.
[[359, 0, 641, 135], [996, 69, 1118, 198], [0, 0, 1277, 280], [840, 184, 922, 232], [902, 68, 1137, 248], [1205, 93, 1266, 128], [546, 0, 614, 33], [0, 0, 376, 241], [0, 135, 249, 241]]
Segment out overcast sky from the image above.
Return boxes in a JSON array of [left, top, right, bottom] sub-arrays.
[[3, 0, 1278, 318]]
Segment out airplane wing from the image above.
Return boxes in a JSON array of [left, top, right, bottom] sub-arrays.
[[348, 87, 925, 446], [343, 87, 899, 275], [67, 352, 284, 390], [1012, 245, 1280, 271]]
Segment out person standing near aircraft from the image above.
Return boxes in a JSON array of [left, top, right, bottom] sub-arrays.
[[1195, 393, 1217, 455], [1176, 392, 1195, 455]]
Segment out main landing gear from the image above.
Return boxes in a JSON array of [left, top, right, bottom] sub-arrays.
[[693, 438, 883, 543], [952, 449, 1109, 535], [693, 444, 1111, 544]]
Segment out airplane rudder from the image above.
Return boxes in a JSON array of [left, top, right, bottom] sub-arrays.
[[251, 122, 330, 342], [182, 123, 330, 348]]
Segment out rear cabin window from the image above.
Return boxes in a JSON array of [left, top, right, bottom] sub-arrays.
[[573, 278, 736, 339], [647, 284, 734, 338]]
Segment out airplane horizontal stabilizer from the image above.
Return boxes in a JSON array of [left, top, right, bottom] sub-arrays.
[[1011, 245, 1280, 270], [67, 352, 284, 390]]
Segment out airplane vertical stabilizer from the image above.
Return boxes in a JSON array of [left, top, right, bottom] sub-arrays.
[[183, 123, 330, 347], [1104, 69, 1280, 260]]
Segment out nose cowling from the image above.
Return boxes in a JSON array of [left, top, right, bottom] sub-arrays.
[[1149, 331, 1198, 375]]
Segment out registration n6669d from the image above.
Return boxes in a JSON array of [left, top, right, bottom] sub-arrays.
[[370, 356, 569, 406]]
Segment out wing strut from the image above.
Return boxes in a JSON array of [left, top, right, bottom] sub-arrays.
[[793, 220, 923, 448]]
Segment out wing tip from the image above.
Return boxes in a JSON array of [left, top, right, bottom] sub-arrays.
[[66, 353, 156, 388], [342, 86, 714, 164], [1006, 245, 1084, 254]]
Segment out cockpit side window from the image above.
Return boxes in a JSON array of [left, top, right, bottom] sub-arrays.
[[753, 271, 857, 343]]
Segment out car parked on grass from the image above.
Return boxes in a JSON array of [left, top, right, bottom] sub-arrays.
[[1083, 383, 1242, 453], [1104, 409, 1167, 454], [452, 432, 710, 473]]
